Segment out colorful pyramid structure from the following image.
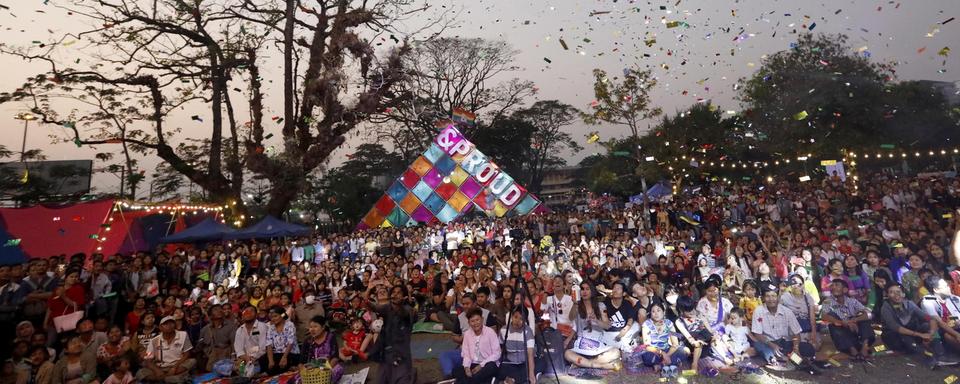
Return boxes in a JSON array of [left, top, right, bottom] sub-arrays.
[[357, 125, 543, 229]]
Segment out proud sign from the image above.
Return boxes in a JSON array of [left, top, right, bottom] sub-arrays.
[[435, 126, 525, 207], [358, 125, 542, 229]]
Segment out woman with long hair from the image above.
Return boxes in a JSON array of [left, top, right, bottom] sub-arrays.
[[843, 254, 871, 305], [563, 282, 621, 370]]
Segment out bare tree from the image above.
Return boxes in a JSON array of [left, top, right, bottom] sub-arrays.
[[1, 0, 447, 216], [370, 37, 535, 161]]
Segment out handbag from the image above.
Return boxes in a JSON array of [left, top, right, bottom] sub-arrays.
[[53, 306, 84, 333]]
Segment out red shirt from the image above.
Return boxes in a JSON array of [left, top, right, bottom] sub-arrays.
[[126, 311, 142, 333], [342, 329, 366, 350], [47, 284, 86, 326]]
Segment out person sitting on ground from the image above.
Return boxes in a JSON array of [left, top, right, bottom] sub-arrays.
[[920, 275, 960, 351], [300, 316, 343, 383], [640, 302, 686, 377], [881, 283, 958, 369], [453, 308, 500, 384], [136, 316, 195, 383], [564, 282, 621, 370], [498, 306, 536, 384], [51, 335, 97, 384], [339, 316, 374, 362], [750, 282, 819, 374], [101, 356, 134, 384], [820, 279, 875, 361]]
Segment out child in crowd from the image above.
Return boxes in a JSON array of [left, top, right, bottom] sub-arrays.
[[723, 309, 756, 365], [101, 356, 134, 384], [738, 280, 761, 322], [340, 316, 375, 362]]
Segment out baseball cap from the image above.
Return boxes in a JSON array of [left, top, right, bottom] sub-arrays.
[[160, 316, 177, 325]]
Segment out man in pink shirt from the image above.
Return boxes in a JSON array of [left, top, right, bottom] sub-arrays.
[[454, 308, 501, 384]]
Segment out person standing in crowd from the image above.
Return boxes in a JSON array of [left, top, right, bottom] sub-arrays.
[[371, 285, 416, 384]]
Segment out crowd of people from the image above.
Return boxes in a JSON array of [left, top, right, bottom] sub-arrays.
[[1, 170, 960, 384]]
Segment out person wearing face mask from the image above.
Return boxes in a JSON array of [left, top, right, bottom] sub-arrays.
[[233, 306, 268, 376], [294, 289, 325, 343]]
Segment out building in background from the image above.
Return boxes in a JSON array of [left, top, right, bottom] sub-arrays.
[[539, 166, 588, 207]]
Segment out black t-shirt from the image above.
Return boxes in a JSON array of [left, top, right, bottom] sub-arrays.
[[603, 298, 636, 332], [632, 295, 663, 321], [619, 269, 638, 288]]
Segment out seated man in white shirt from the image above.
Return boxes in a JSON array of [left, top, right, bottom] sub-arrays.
[[921, 275, 960, 351], [137, 316, 195, 383], [751, 282, 819, 374], [234, 307, 269, 376]]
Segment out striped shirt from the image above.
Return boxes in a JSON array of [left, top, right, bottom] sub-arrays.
[[821, 295, 867, 321], [499, 326, 534, 364]]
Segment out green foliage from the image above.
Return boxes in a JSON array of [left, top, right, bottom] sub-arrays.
[[310, 170, 380, 223], [583, 67, 662, 138], [339, 143, 404, 180], [470, 117, 537, 178], [878, 81, 960, 148], [509, 100, 583, 193], [739, 33, 893, 157]]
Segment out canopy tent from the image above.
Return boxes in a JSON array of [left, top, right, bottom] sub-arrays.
[[0, 200, 117, 258], [629, 182, 673, 204], [0, 200, 223, 259], [161, 217, 236, 243], [227, 216, 311, 239]]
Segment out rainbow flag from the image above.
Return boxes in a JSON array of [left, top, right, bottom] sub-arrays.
[[452, 107, 476, 125]]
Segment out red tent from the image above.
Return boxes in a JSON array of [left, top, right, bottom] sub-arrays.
[[0, 200, 117, 258]]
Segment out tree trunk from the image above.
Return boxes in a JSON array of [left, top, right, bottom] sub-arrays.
[[208, 53, 224, 182], [265, 177, 301, 217], [282, 0, 296, 136]]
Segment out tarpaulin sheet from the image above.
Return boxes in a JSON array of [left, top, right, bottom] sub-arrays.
[[0, 200, 114, 258]]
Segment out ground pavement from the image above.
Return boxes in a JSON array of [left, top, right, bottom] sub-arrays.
[[339, 333, 960, 384]]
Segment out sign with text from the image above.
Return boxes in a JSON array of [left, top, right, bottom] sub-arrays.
[[358, 125, 542, 229]]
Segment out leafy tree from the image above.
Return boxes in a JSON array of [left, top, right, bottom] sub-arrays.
[[739, 33, 893, 157], [339, 144, 404, 180], [470, 117, 537, 178], [1, 0, 439, 216], [878, 81, 960, 148], [583, 67, 662, 224], [311, 169, 380, 223], [511, 100, 583, 193]]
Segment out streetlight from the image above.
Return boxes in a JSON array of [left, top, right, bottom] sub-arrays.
[[14, 112, 37, 162]]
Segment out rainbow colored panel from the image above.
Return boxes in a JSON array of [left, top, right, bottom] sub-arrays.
[[356, 125, 542, 228]]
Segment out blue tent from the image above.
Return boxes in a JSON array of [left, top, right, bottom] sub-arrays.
[[227, 216, 312, 240], [161, 217, 236, 243], [629, 182, 672, 204], [0, 219, 27, 265]]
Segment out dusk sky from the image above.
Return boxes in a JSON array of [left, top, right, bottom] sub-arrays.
[[0, 0, 957, 195]]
